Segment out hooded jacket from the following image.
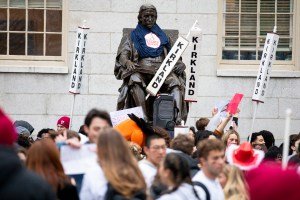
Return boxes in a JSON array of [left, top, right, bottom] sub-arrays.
[[0, 146, 56, 200], [14, 120, 34, 135]]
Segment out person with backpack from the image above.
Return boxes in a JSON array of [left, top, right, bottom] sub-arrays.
[[80, 127, 147, 200], [156, 153, 201, 200], [192, 139, 226, 200]]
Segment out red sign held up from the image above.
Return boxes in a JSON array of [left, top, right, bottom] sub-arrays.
[[226, 93, 244, 115]]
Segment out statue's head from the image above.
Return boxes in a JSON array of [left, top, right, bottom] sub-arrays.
[[138, 4, 157, 29]]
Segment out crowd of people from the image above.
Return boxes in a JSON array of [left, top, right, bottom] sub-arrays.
[[1, 106, 300, 200]]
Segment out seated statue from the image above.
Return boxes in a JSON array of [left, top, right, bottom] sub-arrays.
[[114, 4, 188, 124]]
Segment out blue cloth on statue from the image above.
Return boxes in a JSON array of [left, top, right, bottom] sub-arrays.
[[131, 23, 170, 58]]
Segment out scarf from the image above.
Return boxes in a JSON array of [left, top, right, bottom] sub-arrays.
[[131, 23, 170, 58]]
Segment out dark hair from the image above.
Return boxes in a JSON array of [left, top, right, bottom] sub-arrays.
[[189, 126, 196, 135], [194, 130, 220, 147], [78, 125, 88, 136], [264, 146, 282, 161], [259, 130, 275, 149], [248, 132, 263, 143], [152, 126, 171, 147], [162, 153, 200, 199], [37, 128, 54, 139], [84, 109, 112, 127], [145, 134, 164, 148], [197, 139, 225, 159], [17, 134, 32, 149], [195, 118, 210, 131], [289, 133, 300, 155], [171, 134, 194, 155]]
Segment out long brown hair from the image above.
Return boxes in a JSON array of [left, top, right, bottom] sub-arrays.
[[26, 138, 70, 192], [97, 127, 146, 198]]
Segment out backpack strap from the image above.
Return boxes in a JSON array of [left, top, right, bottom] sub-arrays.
[[193, 181, 211, 200]]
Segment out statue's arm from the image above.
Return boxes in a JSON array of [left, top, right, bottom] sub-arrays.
[[117, 35, 132, 66], [117, 35, 138, 71], [119, 54, 136, 71]]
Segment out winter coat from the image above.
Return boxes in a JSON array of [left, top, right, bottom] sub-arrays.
[[0, 145, 56, 200]]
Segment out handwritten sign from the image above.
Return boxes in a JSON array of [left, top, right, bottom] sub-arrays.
[[69, 26, 89, 94], [60, 144, 97, 175], [252, 33, 279, 103], [110, 106, 144, 127], [184, 27, 202, 102], [146, 36, 189, 96]]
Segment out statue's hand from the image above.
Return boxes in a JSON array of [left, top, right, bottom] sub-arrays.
[[125, 60, 140, 71]]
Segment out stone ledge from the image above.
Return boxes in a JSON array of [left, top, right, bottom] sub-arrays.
[[217, 69, 300, 78], [0, 61, 68, 74]]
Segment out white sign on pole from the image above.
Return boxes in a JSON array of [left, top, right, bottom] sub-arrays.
[[146, 36, 189, 96], [69, 26, 89, 94], [252, 32, 279, 103], [184, 27, 202, 102], [174, 126, 189, 138], [110, 106, 144, 127]]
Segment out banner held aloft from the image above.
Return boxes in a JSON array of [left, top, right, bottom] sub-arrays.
[[146, 36, 189, 97], [252, 27, 279, 103], [69, 25, 90, 94], [184, 26, 202, 102], [249, 26, 279, 142], [68, 22, 89, 129]]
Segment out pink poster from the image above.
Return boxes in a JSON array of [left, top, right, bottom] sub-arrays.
[[226, 93, 244, 114]]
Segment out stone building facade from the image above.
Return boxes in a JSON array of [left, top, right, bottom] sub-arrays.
[[0, 0, 299, 143]]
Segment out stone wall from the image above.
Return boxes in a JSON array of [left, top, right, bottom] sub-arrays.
[[0, 0, 299, 144]]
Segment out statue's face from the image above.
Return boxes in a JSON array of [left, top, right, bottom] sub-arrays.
[[140, 9, 157, 29]]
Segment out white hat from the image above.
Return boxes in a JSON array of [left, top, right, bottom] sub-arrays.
[[227, 142, 264, 171]]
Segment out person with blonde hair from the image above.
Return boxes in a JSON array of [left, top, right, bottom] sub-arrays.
[[80, 127, 147, 199], [218, 164, 249, 200], [222, 130, 240, 148]]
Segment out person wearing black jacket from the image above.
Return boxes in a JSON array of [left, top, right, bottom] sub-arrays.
[[0, 108, 56, 200]]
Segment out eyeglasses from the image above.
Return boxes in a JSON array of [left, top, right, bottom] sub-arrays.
[[150, 145, 167, 151]]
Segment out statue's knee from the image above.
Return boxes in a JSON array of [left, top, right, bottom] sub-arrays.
[[130, 83, 144, 95]]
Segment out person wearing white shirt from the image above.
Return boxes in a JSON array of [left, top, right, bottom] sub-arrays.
[[192, 139, 225, 200], [139, 134, 167, 188], [156, 153, 200, 200], [80, 128, 146, 199], [79, 165, 107, 200]]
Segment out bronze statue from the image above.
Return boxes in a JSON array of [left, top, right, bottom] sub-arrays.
[[114, 4, 188, 124]]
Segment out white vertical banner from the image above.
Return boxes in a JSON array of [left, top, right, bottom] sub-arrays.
[[146, 36, 189, 96], [184, 27, 202, 102], [282, 108, 292, 170], [252, 32, 279, 103], [69, 26, 89, 94]]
